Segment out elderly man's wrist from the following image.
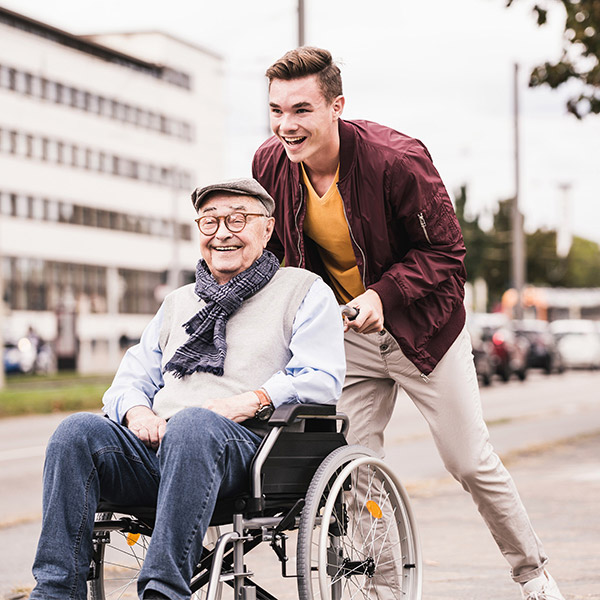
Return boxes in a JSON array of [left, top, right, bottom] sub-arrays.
[[253, 388, 274, 420]]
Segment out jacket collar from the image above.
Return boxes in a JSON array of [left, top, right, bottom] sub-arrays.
[[338, 119, 357, 183]]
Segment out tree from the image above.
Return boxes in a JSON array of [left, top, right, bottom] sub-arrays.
[[456, 186, 600, 310], [454, 185, 488, 281], [563, 236, 600, 285], [507, 0, 600, 118]]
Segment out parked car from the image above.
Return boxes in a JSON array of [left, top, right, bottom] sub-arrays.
[[513, 319, 564, 374], [469, 313, 529, 382], [549, 319, 600, 370], [467, 320, 496, 386], [3, 334, 56, 375], [3, 337, 37, 374]]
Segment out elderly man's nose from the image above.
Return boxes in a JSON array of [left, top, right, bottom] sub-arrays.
[[214, 218, 232, 236]]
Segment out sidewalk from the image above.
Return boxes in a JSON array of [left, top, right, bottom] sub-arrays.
[[406, 432, 600, 599], [3, 433, 599, 599]]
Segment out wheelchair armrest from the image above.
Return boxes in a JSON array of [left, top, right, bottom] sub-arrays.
[[267, 403, 336, 426]]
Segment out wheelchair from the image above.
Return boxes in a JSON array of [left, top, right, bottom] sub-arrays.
[[88, 404, 422, 600]]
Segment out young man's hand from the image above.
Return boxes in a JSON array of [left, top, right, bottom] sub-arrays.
[[204, 391, 261, 423], [345, 289, 384, 334], [124, 405, 167, 450]]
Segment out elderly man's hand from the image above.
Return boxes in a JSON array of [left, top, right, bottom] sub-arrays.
[[204, 391, 260, 423], [124, 406, 167, 450]]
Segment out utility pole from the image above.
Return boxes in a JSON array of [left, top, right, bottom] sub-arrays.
[[0, 213, 5, 390], [512, 63, 526, 319], [556, 183, 572, 258], [0, 262, 4, 390], [298, 0, 305, 46]]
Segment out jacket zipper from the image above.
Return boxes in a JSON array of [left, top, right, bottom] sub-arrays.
[[294, 184, 305, 268], [337, 184, 368, 288], [418, 212, 432, 244]]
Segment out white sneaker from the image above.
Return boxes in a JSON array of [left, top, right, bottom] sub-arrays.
[[521, 570, 565, 599]]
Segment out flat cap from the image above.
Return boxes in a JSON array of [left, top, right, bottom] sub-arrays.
[[191, 178, 275, 215]]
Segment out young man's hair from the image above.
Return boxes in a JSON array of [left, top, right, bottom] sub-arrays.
[[265, 46, 343, 104]]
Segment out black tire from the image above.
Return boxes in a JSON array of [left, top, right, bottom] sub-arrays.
[[88, 512, 221, 600], [499, 363, 511, 382], [296, 446, 422, 600]]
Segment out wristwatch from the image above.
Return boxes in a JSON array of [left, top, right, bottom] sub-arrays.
[[254, 389, 274, 421]]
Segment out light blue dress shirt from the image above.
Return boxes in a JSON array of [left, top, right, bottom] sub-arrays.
[[103, 278, 346, 423]]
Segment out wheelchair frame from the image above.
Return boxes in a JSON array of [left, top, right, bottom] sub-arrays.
[[89, 404, 422, 600]]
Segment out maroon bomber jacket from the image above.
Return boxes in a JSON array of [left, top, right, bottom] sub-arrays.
[[252, 118, 467, 376]]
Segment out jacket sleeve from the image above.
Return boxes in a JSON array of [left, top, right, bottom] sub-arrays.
[[368, 145, 466, 313]]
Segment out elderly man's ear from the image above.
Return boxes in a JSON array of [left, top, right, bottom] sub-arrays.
[[263, 217, 275, 247]]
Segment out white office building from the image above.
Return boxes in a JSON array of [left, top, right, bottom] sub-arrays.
[[0, 7, 225, 372]]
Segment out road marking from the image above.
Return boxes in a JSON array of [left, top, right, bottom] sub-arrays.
[[0, 445, 46, 462]]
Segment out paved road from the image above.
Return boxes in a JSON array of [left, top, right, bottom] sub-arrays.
[[1, 370, 599, 598]]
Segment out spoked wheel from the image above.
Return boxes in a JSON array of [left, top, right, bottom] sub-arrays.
[[297, 446, 422, 600], [88, 512, 221, 600]]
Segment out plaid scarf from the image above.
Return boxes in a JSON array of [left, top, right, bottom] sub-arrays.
[[164, 250, 280, 378]]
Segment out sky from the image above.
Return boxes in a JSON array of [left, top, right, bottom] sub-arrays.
[[3, 0, 600, 244]]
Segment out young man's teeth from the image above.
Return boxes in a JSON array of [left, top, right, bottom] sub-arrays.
[[285, 136, 306, 145]]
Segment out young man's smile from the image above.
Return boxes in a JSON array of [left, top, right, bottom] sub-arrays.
[[268, 75, 344, 170]]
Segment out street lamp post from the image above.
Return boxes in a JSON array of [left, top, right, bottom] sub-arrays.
[[0, 260, 4, 390], [298, 0, 305, 46], [0, 212, 5, 390], [512, 63, 526, 319]]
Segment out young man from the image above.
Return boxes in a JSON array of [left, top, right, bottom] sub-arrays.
[[252, 47, 564, 600], [29, 178, 345, 600]]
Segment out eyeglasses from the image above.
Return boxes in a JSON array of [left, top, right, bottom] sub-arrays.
[[194, 212, 268, 235]]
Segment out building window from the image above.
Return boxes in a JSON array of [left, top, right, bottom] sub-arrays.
[[0, 192, 12, 216], [0, 65, 10, 88], [118, 268, 163, 314], [0, 125, 194, 192], [0, 63, 195, 141]]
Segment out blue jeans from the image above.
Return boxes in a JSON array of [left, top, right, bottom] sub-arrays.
[[30, 408, 262, 600]]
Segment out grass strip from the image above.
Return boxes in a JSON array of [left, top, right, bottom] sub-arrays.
[[0, 373, 112, 418]]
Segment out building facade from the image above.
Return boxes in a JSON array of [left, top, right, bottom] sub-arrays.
[[0, 7, 225, 372]]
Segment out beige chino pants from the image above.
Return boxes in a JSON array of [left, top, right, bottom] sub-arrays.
[[338, 325, 548, 584]]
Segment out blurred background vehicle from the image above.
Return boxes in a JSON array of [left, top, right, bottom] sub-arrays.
[[3, 337, 38, 374], [469, 313, 529, 383], [3, 330, 57, 375], [467, 318, 496, 386], [549, 319, 600, 370], [513, 319, 564, 375]]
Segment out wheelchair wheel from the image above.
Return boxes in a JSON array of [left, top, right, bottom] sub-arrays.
[[88, 512, 221, 600], [297, 445, 422, 600]]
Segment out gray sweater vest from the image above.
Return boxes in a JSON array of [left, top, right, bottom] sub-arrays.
[[152, 267, 318, 429]]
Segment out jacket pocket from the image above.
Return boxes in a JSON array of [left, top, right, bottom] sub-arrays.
[[407, 196, 461, 246]]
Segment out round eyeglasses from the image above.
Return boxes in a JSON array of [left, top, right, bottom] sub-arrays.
[[194, 212, 268, 235]]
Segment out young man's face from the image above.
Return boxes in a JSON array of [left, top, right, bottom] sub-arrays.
[[268, 74, 344, 167]]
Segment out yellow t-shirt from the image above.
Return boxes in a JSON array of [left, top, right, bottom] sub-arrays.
[[301, 164, 365, 304]]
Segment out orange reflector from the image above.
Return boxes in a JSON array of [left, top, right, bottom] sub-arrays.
[[127, 533, 141, 546], [366, 500, 382, 519]]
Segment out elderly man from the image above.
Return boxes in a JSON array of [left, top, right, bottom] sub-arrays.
[[29, 179, 345, 600]]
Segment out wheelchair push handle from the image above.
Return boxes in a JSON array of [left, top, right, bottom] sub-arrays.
[[340, 304, 359, 321]]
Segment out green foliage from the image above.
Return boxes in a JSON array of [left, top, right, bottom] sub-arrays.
[[456, 185, 600, 308], [507, 0, 600, 118], [563, 236, 600, 285]]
